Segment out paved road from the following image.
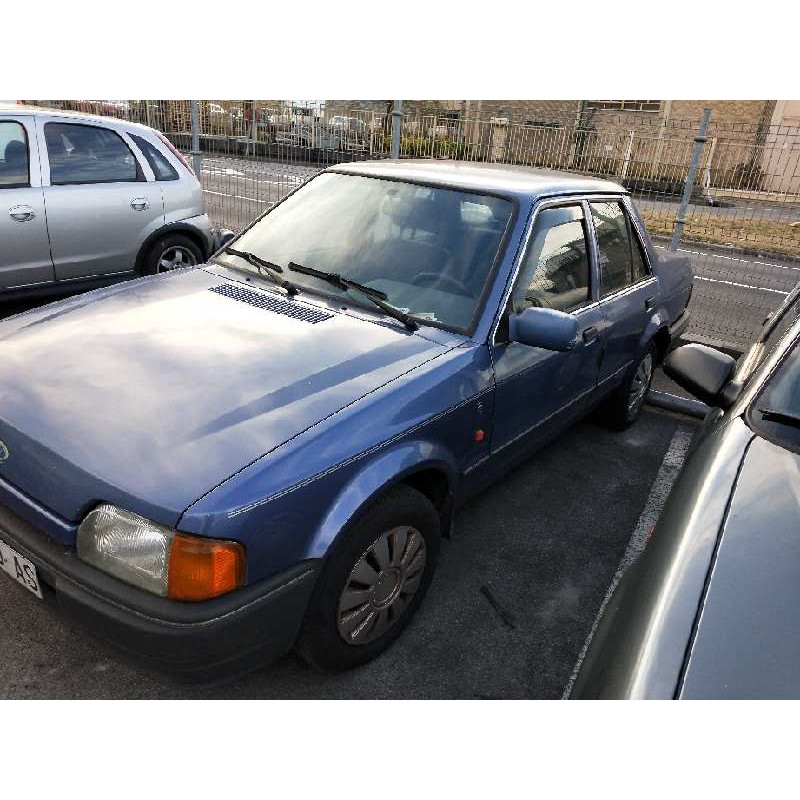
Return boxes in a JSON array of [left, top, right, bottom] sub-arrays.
[[0, 407, 696, 699]]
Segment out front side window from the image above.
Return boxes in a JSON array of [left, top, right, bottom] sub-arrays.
[[0, 121, 30, 188], [591, 200, 650, 297], [513, 205, 590, 313], [45, 122, 141, 185], [129, 133, 178, 181], [218, 172, 514, 332]]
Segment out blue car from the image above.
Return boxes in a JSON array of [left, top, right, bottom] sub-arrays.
[[0, 160, 692, 681]]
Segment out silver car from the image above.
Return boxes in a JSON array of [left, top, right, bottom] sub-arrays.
[[0, 104, 224, 297]]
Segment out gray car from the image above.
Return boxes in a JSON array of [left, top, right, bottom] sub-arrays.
[[570, 285, 800, 699], [0, 104, 225, 297]]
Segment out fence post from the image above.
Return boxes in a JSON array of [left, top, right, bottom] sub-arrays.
[[391, 100, 403, 158], [670, 107, 711, 251], [190, 100, 203, 176]]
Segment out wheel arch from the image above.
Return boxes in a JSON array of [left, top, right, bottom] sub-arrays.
[[134, 222, 210, 274], [305, 443, 458, 562]]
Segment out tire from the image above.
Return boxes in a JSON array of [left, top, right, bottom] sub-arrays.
[[140, 233, 203, 276], [598, 343, 656, 431], [296, 484, 441, 672]]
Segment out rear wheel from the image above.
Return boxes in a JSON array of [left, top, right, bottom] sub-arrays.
[[598, 344, 655, 431], [296, 484, 440, 672], [140, 233, 202, 276]]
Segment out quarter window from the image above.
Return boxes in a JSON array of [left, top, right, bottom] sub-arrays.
[[590, 201, 650, 297], [0, 121, 30, 188], [129, 133, 179, 181], [514, 205, 591, 313], [45, 122, 142, 185]]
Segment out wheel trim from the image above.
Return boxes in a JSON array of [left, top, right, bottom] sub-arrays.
[[628, 352, 654, 414], [157, 245, 197, 273], [337, 526, 426, 646]]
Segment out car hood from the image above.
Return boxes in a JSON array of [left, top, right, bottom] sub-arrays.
[[0, 268, 448, 534], [680, 434, 800, 698]]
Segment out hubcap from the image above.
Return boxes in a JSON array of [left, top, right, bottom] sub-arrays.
[[157, 246, 196, 272], [337, 526, 426, 646], [628, 352, 654, 414]]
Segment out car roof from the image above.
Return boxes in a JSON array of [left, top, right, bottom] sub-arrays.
[[329, 159, 627, 199], [0, 103, 155, 134]]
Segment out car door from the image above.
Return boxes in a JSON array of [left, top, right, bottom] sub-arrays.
[[489, 200, 604, 459], [0, 115, 55, 289], [589, 198, 658, 385], [38, 118, 164, 280]]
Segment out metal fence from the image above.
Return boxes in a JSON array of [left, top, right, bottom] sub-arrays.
[[24, 99, 800, 352]]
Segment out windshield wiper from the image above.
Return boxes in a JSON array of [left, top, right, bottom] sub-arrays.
[[220, 247, 299, 296], [288, 262, 418, 331]]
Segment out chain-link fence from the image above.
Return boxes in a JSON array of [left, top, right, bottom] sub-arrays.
[[23, 100, 800, 352]]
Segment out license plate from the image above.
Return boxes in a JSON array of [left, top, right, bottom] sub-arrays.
[[0, 536, 43, 599]]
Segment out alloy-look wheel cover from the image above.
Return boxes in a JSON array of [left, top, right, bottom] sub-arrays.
[[628, 352, 654, 414], [158, 246, 197, 272], [337, 526, 427, 646]]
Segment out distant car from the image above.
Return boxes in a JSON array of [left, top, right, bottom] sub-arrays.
[[570, 286, 800, 698], [0, 104, 226, 299], [0, 161, 691, 683]]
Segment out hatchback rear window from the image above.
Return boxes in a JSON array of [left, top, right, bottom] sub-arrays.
[[129, 133, 179, 181]]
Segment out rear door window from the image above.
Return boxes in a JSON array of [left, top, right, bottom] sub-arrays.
[[0, 120, 30, 188], [591, 200, 650, 297], [45, 122, 142, 185]]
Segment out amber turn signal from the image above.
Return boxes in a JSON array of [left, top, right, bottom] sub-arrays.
[[167, 534, 246, 601]]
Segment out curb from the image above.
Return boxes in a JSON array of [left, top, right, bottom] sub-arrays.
[[646, 390, 709, 419]]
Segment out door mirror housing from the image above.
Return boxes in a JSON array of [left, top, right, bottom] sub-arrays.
[[508, 306, 579, 352], [664, 343, 738, 408]]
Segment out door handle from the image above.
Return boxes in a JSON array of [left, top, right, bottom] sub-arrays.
[[645, 296, 657, 312], [8, 205, 35, 222], [130, 197, 150, 211], [582, 325, 599, 343]]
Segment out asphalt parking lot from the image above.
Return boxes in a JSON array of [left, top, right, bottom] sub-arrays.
[[0, 402, 698, 699]]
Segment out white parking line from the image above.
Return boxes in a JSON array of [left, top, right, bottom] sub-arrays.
[[203, 189, 266, 204], [694, 275, 789, 295], [561, 422, 696, 698], [655, 243, 800, 273]]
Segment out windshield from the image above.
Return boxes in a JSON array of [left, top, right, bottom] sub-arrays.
[[750, 334, 800, 449], [216, 172, 513, 331]]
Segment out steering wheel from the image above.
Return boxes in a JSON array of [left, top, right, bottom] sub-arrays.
[[412, 272, 470, 296]]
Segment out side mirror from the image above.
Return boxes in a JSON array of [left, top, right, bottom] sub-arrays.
[[508, 306, 579, 352], [664, 343, 737, 408]]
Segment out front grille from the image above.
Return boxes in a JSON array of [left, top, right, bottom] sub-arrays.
[[209, 283, 333, 324]]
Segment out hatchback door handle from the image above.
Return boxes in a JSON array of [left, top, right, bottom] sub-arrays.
[[130, 197, 149, 211], [9, 205, 35, 222], [645, 295, 657, 311], [582, 325, 599, 343]]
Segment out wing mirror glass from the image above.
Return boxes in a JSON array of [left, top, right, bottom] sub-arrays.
[[664, 343, 738, 408], [508, 307, 579, 352]]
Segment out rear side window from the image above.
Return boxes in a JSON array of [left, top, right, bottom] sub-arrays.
[[591, 200, 650, 297], [129, 133, 179, 181], [45, 122, 142, 185], [514, 205, 591, 313], [0, 121, 30, 188]]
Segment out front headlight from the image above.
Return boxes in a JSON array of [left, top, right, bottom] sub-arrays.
[[77, 504, 245, 601]]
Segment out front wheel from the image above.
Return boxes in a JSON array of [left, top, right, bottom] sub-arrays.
[[598, 344, 655, 431], [296, 484, 440, 672]]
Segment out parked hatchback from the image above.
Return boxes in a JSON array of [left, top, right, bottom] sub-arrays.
[[0, 104, 222, 298], [0, 160, 691, 682]]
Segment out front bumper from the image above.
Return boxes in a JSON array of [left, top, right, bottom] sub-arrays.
[[0, 500, 320, 685], [669, 308, 690, 343]]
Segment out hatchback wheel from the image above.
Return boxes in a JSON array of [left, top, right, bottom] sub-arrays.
[[598, 343, 656, 431], [141, 233, 202, 276], [297, 484, 440, 671]]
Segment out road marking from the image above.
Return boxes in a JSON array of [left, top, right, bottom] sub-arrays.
[[694, 275, 789, 295], [561, 422, 696, 699], [655, 244, 800, 273], [203, 189, 265, 204]]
